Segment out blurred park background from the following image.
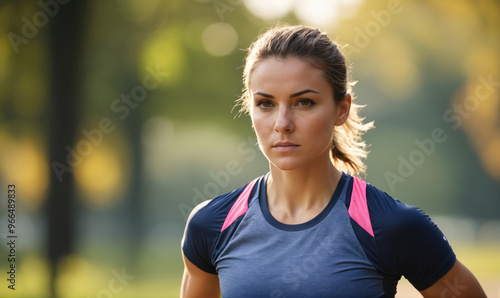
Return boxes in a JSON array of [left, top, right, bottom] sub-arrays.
[[0, 0, 499, 297]]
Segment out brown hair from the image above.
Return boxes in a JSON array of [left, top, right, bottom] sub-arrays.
[[237, 24, 374, 176]]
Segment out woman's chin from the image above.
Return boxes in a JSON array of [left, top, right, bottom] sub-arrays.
[[268, 158, 304, 171]]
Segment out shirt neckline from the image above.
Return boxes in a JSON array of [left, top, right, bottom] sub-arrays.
[[258, 172, 347, 231]]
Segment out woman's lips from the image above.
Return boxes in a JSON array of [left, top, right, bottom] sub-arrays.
[[272, 144, 300, 151]]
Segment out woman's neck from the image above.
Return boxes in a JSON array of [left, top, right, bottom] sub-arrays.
[[266, 158, 342, 225]]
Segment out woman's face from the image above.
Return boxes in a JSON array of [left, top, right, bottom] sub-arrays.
[[249, 57, 350, 171]]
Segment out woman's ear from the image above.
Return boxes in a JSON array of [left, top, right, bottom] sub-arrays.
[[335, 93, 351, 126]]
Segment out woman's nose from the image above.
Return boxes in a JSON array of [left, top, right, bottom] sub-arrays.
[[274, 108, 295, 133]]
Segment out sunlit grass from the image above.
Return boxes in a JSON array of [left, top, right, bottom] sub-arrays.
[[453, 242, 500, 278]]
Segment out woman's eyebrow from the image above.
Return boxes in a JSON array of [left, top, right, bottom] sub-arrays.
[[290, 89, 319, 98], [253, 89, 319, 99], [253, 91, 274, 98]]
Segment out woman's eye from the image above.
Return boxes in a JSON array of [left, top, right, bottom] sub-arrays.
[[297, 99, 315, 108], [256, 100, 274, 108]]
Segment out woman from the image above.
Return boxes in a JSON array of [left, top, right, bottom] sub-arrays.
[[181, 25, 486, 297]]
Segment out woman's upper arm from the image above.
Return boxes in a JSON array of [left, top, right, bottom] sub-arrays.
[[181, 251, 220, 298], [419, 259, 486, 298], [181, 199, 220, 297]]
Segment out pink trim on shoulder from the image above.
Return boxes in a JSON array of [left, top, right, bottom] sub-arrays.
[[348, 177, 374, 237], [220, 179, 258, 232]]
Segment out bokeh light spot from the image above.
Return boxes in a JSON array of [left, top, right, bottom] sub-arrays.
[[55, 255, 94, 297], [372, 36, 420, 100], [141, 27, 185, 86], [244, 0, 295, 21], [74, 141, 125, 209], [294, 0, 362, 28], [20, 254, 50, 296], [0, 136, 49, 209], [202, 22, 238, 57]]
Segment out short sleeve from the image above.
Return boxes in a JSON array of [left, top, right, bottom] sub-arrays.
[[376, 203, 456, 291], [181, 200, 219, 274]]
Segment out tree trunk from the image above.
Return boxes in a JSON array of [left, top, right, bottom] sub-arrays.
[[46, 1, 87, 297]]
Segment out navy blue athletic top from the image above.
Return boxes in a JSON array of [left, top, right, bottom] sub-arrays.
[[182, 173, 456, 297]]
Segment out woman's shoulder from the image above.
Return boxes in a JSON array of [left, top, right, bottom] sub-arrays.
[[182, 176, 263, 273], [186, 177, 261, 232], [337, 174, 439, 236], [363, 181, 431, 229], [362, 179, 454, 262], [344, 176, 437, 240]]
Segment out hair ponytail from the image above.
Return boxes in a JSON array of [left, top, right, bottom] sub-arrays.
[[330, 101, 373, 176]]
